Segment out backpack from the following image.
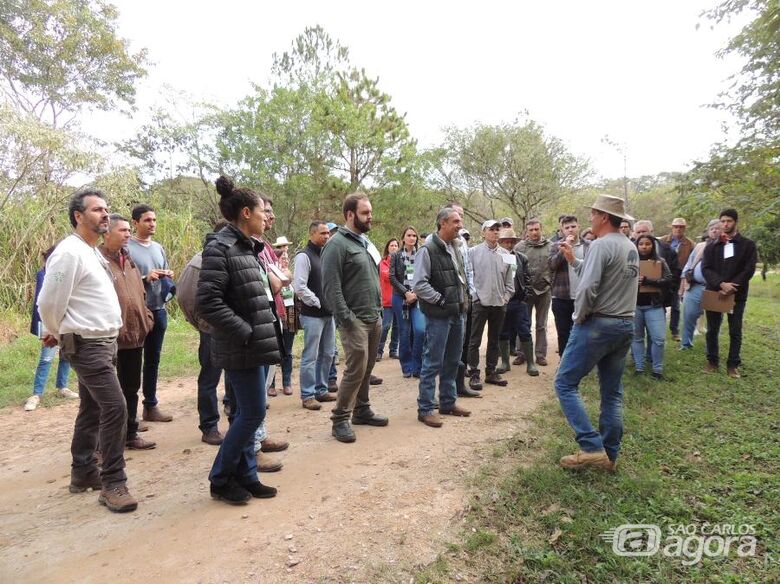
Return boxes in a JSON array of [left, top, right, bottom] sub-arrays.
[[177, 251, 210, 332]]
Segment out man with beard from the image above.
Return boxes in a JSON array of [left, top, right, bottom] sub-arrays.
[[37, 189, 137, 512], [322, 193, 388, 442]]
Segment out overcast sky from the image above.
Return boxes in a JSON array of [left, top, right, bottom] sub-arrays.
[[91, 0, 744, 179]]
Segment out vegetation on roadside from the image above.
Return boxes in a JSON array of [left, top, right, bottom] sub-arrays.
[[416, 274, 780, 583]]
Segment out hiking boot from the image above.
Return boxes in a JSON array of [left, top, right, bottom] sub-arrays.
[[98, 485, 138, 513], [496, 340, 511, 374], [24, 395, 40, 411], [126, 436, 156, 450], [484, 372, 508, 386], [369, 374, 383, 385], [242, 481, 277, 499], [142, 406, 173, 422], [536, 356, 548, 366], [559, 449, 611, 470], [260, 437, 289, 453], [522, 341, 539, 377], [69, 472, 102, 493], [468, 370, 483, 391], [704, 362, 718, 373], [256, 452, 283, 473], [302, 398, 322, 411], [201, 428, 224, 445], [456, 364, 481, 398], [267, 385, 278, 397], [440, 404, 471, 417], [327, 379, 338, 393], [283, 385, 293, 395], [210, 480, 250, 505], [315, 392, 336, 403], [418, 413, 443, 428], [727, 367, 741, 379], [332, 421, 356, 443], [352, 411, 389, 426], [56, 388, 79, 399], [512, 354, 526, 366]]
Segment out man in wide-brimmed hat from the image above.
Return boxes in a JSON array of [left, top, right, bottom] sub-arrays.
[[554, 195, 638, 472], [660, 218, 695, 341]]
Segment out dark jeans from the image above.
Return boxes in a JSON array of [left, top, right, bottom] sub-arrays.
[[61, 334, 127, 489], [377, 307, 399, 357], [280, 329, 296, 388], [197, 332, 221, 433], [116, 347, 143, 439], [669, 291, 681, 335], [706, 301, 746, 368], [551, 297, 575, 355], [467, 302, 507, 374], [209, 366, 266, 487], [332, 319, 381, 424], [460, 302, 473, 366], [500, 298, 532, 343], [142, 308, 167, 407]]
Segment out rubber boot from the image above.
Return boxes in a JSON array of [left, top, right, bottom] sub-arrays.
[[496, 340, 511, 374], [457, 364, 481, 398], [522, 340, 539, 377]]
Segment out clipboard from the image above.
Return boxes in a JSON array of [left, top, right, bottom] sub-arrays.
[[639, 260, 662, 293], [702, 290, 735, 313]]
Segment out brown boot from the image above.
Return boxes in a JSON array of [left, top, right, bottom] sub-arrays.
[[69, 472, 102, 493], [142, 406, 173, 422], [704, 362, 718, 373], [727, 367, 741, 379], [126, 436, 156, 450], [98, 485, 138, 512], [315, 392, 337, 402], [302, 398, 321, 411], [559, 450, 610, 470], [201, 428, 224, 445], [257, 452, 283, 473], [418, 413, 443, 428], [260, 437, 289, 453], [440, 404, 471, 417]]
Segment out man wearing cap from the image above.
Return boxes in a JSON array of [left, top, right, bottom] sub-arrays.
[[499, 217, 514, 230], [466, 220, 515, 388], [660, 218, 695, 341], [515, 219, 552, 366], [701, 208, 757, 379], [554, 195, 638, 471]]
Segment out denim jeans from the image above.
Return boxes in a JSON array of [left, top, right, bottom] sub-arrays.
[[681, 283, 705, 348], [377, 307, 399, 357], [280, 329, 296, 387], [209, 366, 266, 487], [299, 315, 336, 400], [418, 313, 464, 416], [32, 345, 71, 396], [392, 294, 425, 376], [631, 305, 666, 374], [197, 332, 221, 433], [669, 291, 681, 336], [551, 298, 575, 355], [706, 300, 746, 368], [554, 316, 633, 461], [499, 298, 531, 342], [142, 308, 167, 407]]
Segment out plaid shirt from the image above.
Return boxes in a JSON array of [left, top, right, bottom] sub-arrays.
[[549, 239, 588, 299]]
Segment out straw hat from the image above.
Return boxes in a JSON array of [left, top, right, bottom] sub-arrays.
[[272, 236, 292, 247], [498, 228, 519, 242], [671, 218, 687, 227], [588, 194, 634, 221]]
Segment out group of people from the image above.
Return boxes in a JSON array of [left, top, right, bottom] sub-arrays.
[[31, 178, 756, 510]]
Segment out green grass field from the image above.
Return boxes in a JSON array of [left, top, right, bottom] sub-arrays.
[[418, 274, 780, 583]]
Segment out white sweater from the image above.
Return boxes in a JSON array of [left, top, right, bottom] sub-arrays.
[[37, 234, 122, 338]]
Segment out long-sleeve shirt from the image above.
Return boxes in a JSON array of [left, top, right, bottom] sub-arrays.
[[127, 238, 169, 311], [468, 242, 514, 306], [293, 252, 320, 308], [412, 243, 465, 305], [37, 234, 122, 338]]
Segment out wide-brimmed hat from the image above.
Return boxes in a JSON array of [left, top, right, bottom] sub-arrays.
[[588, 194, 634, 221], [671, 218, 687, 227], [498, 228, 519, 241], [273, 236, 292, 247]]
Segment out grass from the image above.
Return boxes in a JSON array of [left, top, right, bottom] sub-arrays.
[[417, 273, 780, 583]]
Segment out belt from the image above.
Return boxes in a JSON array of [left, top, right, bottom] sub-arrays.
[[590, 313, 632, 320]]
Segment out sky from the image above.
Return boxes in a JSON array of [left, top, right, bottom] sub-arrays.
[[88, 0, 745, 180]]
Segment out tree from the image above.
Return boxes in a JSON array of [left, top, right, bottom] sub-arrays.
[[271, 24, 350, 92]]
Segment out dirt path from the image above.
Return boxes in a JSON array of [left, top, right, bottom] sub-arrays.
[[0, 332, 558, 583]]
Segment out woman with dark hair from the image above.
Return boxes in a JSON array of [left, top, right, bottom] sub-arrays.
[[631, 234, 673, 379], [196, 175, 282, 504], [377, 238, 400, 361], [389, 226, 426, 378], [24, 245, 77, 411]]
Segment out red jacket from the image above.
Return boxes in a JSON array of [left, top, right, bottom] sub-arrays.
[[379, 256, 393, 308]]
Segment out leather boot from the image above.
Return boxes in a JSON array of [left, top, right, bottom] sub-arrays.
[[496, 340, 511, 374], [456, 364, 481, 398], [522, 340, 539, 377], [468, 369, 483, 391]]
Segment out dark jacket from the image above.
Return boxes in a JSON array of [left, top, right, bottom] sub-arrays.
[[637, 257, 673, 309], [298, 241, 330, 318], [655, 238, 680, 307], [100, 245, 155, 350], [510, 251, 532, 303], [197, 224, 282, 369], [702, 233, 757, 302], [388, 248, 415, 298], [417, 234, 465, 319]]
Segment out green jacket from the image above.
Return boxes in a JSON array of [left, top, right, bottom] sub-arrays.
[[515, 237, 552, 295], [321, 226, 382, 326]]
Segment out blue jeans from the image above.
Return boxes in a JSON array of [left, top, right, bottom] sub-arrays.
[[209, 366, 266, 487], [32, 345, 71, 395], [554, 316, 633, 461], [142, 308, 167, 407], [500, 298, 531, 343], [418, 314, 464, 416], [631, 305, 666, 374], [299, 315, 336, 400], [681, 283, 704, 348], [197, 332, 222, 433], [392, 295, 426, 376], [377, 307, 399, 357]]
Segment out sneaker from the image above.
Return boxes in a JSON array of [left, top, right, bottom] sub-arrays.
[[142, 406, 173, 422], [559, 450, 611, 470], [418, 413, 443, 428], [315, 392, 337, 403], [201, 428, 224, 445], [242, 481, 277, 499], [210, 481, 251, 505], [727, 367, 741, 379], [332, 421, 356, 443], [126, 436, 156, 450], [260, 437, 289, 453], [69, 472, 102, 493], [24, 395, 40, 412], [672, 334, 681, 342], [56, 388, 79, 399], [256, 452, 283, 473], [98, 485, 138, 513], [302, 398, 322, 411]]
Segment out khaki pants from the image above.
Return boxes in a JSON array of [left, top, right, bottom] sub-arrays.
[[331, 319, 381, 424]]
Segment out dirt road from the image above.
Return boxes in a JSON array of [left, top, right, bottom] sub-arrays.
[[0, 341, 557, 583]]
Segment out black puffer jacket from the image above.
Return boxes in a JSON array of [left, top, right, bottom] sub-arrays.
[[197, 224, 281, 369]]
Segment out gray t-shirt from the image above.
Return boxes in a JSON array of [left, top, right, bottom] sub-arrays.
[[571, 232, 638, 322], [128, 238, 169, 311]]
